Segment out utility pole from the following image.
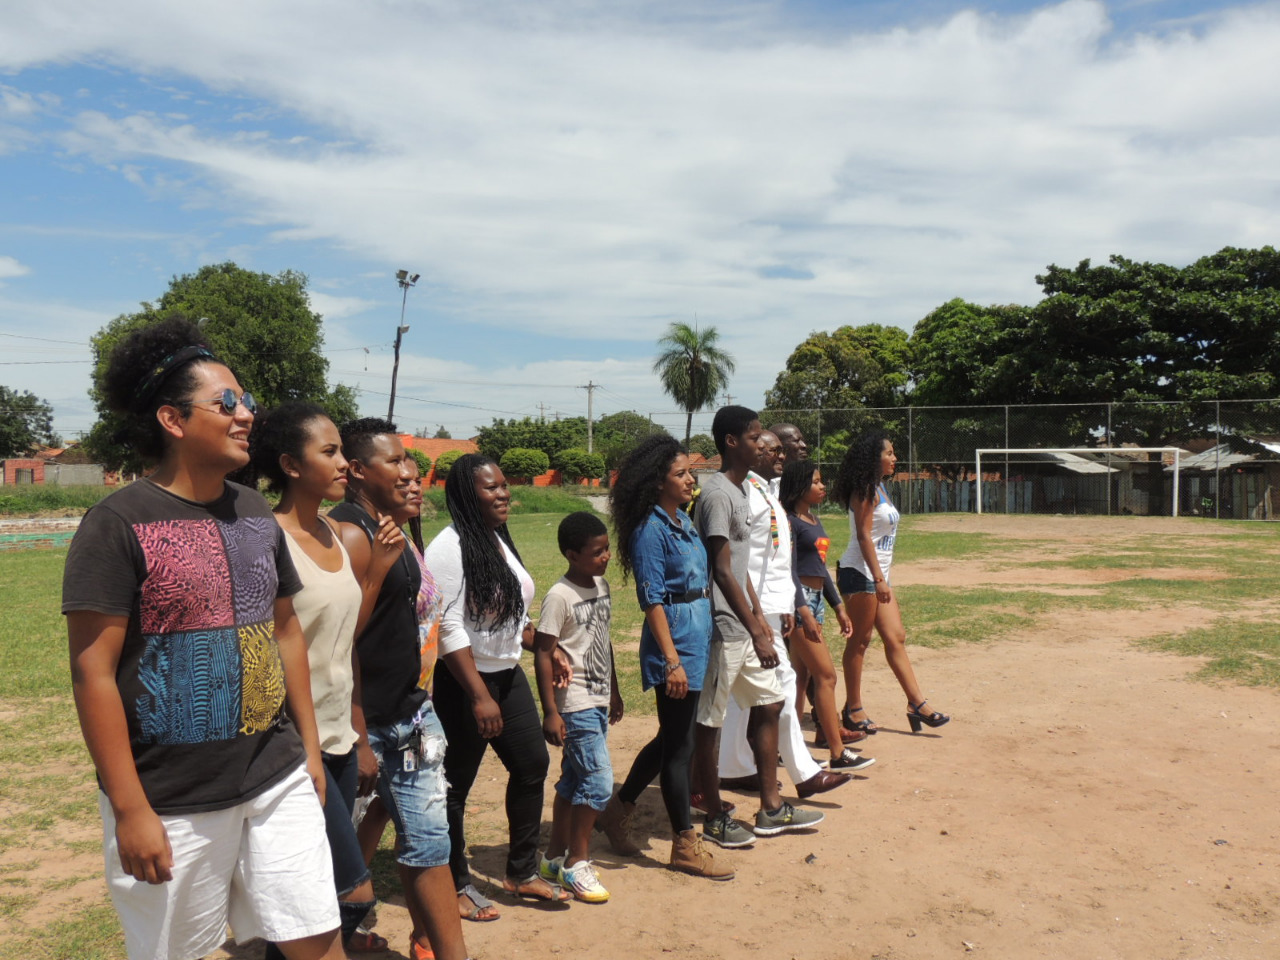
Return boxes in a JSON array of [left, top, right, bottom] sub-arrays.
[[388, 269, 420, 423], [538, 402, 547, 423], [578, 381, 598, 452]]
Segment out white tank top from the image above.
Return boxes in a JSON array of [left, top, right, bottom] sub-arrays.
[[839, 485, 900, 583], [282, 523, 363, 754]]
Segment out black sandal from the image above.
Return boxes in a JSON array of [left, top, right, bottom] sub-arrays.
[[907, 699, 950, 732], [843, 705, 878, 735]]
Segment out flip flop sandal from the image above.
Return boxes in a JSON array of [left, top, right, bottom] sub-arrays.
[[503, 873, 572, 903], [409, 937, 435, 960], [457, 883, 500, 922]]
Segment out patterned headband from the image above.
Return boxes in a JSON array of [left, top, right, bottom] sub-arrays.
[[134, 344, 217, 405]]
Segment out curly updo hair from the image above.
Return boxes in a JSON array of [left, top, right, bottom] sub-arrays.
[[832, 430, 893, 508], [101, 315, 229, 462], [444, 453, 525, 632], [609, 433, 687, 582], [247, 401, 332, 493]]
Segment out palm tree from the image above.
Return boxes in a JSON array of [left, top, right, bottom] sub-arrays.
[[653, 321, 736, 443]]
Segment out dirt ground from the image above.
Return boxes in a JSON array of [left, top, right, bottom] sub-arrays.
[[17, 514, 1280, 960]]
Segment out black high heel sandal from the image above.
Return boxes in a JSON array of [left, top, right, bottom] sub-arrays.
[[907, 700, 950, 733], [843, 705, 878, 736]]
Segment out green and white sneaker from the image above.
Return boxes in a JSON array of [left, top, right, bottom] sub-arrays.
[[702, 811, 755, 848], [537, 853, 565, 886], [559, 859, 610, 903], [753, 802, 825, 837]]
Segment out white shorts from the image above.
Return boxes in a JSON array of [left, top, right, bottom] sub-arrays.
[[696, 630, 784, 728], [100, 762, 339, 960]]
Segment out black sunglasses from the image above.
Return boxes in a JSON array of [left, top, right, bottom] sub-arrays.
[[189, 389, 257, 415]]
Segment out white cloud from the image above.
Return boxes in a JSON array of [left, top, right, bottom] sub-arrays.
[[309, 290, 377, 321], [0, 255, 31, 280], [5, 0, 1280, 421]]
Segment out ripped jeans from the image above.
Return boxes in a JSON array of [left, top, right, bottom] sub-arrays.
[[366, 704, 450, 868]]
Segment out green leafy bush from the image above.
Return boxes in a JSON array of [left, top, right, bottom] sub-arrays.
[[555, 448, 605, 483], [499, 448, 550, 482], [435, 449, 463, 481], [405, 448, 432, 476]]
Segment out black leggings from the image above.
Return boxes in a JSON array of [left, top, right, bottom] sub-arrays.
[[434, 663, 549, 886], [618, 687, 699, 833]]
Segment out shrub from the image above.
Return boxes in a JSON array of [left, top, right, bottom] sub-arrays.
[[499, 448, 550, 482], [555, 448, 605, 483], [434, 449, 463, 481], [405, 447, 432, 476]]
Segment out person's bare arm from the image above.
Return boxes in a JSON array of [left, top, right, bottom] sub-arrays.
[[441, 648, 503, 738], [275, 596, 326, 807], [852, 493, 891, 605], [348, 649, 378, 797], [336, 514, 405, 638], [69, 611, 173, 884], [642, 603, 689, 699], [706, 535, 775, 665], [532, 630, 565, 746]]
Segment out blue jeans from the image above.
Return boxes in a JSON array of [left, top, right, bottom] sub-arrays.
[[554, 707, 613, 812], [801, 585, 825, 625], [366, 705, 450, 869]]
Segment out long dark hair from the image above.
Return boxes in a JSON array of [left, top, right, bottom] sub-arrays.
[[609, 434, 687, 582], [778, 458, 819, 514], [444, 453, 524, 631], [832, 430, 892, 508], [102, 315, 224, 462]]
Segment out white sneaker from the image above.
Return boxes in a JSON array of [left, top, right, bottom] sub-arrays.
[[559, 859, 610, 903]]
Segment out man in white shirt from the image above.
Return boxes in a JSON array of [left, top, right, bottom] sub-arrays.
[[718, 431, 851, 800]]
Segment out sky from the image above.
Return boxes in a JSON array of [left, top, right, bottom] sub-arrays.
[[2, 0, 1278, 442]]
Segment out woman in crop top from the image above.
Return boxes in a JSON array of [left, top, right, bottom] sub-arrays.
[[833, 432, 950, 736], [778, 460, 872, 771], [250, 402, 406, 954]]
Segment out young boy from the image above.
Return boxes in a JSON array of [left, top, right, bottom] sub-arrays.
[[533, 511, 622, 904]]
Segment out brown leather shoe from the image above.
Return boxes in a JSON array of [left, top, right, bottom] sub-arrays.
[[718, 774, 761, 791], [670, 829, 735, 881], [814, 726, 868, 749], [597, 795, 641, 855], [795, 769, 852, 800]]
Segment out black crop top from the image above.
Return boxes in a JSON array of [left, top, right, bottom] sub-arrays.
[[788, 511, 841, 610]]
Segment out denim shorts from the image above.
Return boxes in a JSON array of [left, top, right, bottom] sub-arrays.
[[836, 565, 876, 595], [554, 707, 613, 812], [366, 704, 450, 868], [801, 585, 825, 625]]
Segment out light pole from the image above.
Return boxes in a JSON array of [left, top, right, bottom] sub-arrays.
[[388, 269, 420, 423]]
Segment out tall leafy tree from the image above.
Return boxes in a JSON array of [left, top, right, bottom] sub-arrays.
[[653, 322, 736, 442], [0, 386, 59, 457], [85, 263, 358, 471]]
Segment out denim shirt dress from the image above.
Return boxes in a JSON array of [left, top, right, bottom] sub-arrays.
[[630, 505, 712, 691]]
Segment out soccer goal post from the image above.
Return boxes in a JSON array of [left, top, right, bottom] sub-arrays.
[[974, 447, 1188, 517]]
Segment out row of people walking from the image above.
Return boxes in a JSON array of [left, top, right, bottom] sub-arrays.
[[63, 316, 947, 960]]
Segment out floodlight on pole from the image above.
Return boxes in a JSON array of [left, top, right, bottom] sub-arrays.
[[388, 269, 419, 423]]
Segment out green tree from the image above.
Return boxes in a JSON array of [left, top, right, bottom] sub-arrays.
[[434, 425, 452, 439], [435, 449, 463, 481], [653, 322, 736, 442], [0, 386, 59, 457], [555, 448, 605, 483], [593, 411, 667, 469], [475, 416, 588, 462], [500, 447, 551, 482], [405, 448, 432, 476], [686, 433, 717, 459], [84, 263, 357, 471]]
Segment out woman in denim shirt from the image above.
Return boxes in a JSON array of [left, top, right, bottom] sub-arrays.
[[597, 436, 730, 880]]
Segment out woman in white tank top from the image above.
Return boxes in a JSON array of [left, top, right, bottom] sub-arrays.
[[833, 431, 950, 736]]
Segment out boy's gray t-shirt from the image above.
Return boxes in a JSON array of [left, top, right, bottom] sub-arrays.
[[538, 575, 612, 714], [694, 471, 752, 641]]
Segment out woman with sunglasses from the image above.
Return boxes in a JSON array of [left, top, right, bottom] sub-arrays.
[[63, 317, 346, 960]]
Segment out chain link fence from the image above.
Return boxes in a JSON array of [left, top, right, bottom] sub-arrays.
[[647, 400, 1280, 520]]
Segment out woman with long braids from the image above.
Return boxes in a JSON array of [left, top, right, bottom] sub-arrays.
[[248, 402, 403, 957], [425, 454, 569, 919], [833, 431, 950, 735], [597, 435, 731, 880], [63, 317, 345, 960]]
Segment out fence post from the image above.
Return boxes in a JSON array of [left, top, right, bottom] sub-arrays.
[[1215, 400, 1221, 520], [1004, 405, 1010, 515], [907, 405, 914, 515]]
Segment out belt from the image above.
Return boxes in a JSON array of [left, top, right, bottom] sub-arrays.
[[665, 587, 710, 604]]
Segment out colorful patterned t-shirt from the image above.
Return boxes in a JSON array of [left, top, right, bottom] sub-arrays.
[[62, 479, 305, 814]]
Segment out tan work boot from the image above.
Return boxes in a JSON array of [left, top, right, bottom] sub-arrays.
[[598, 795, 641, 856], [669, 829, 734, 881]]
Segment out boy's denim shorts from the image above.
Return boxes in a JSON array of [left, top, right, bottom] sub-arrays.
[[554, 706, 613, 812], [366, 704, 450, 868], [801, 585, 825, 625]]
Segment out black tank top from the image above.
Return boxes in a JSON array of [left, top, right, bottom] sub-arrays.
[[329, 502, 427, 727]]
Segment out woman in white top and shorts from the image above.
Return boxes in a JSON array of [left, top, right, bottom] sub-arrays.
[[833, 431, 951, 736]]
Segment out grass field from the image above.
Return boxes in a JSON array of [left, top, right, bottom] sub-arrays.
[[2, 509, 1279, 958]]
